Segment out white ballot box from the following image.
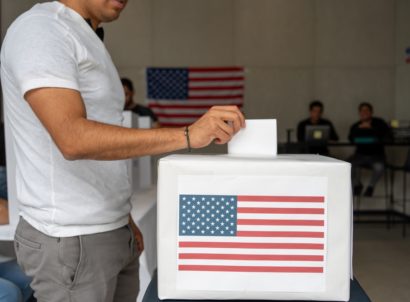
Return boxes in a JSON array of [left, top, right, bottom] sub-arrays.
[[157, 154, 352, 301]]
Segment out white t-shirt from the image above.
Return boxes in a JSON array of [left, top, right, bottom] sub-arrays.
[[1, 2, 131, 237]]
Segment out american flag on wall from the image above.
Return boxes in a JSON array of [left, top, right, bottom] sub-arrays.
[[146, 67, 244, 127], [178, 194, 326, 274]]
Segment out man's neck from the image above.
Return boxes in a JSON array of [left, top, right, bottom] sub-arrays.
[[361, 117, 372, 123], [60, 0, 100, 29], [125, 101, 137, 110]]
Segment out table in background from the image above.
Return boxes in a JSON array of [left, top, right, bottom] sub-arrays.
[[279, 141, 410, 154], [143, 272, 371, 302], [280, 141, 409, 229], [130, 186, 158, 302]]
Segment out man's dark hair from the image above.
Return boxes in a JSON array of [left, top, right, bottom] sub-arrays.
[[121, 77, 134, 92], [309, 100, 323, 111], [358, 102, 373, 112]]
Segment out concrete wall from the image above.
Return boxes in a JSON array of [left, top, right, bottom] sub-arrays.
[[395, 0, 410, 121], [1, 0, 404, 141], [1, 0, 409, 209], [103, 0, 400, 142]]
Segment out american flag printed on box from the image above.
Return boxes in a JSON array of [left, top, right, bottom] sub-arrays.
[[176, 175, 327, 293], [146, 67, 244, 127]]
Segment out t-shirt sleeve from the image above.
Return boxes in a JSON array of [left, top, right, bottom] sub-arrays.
[[4, 17, 80, 97]]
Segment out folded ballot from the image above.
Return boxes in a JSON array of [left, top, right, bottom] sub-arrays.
[[157, 154, 352, 301]]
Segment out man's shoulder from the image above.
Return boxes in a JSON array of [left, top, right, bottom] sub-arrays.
[[372, 117, 389, 129], [12, 3, 56, 22], [8, 2, 71, 36], [350, 120, 361, 128], [298, 118, 310, 127], [372, 117, 387, 124], [2, 2, 80, 62]]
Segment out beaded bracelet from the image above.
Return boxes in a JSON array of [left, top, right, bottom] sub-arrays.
[[184, 126, 192, 152]]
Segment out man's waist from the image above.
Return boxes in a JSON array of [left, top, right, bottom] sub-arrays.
[[20, 213, 129, 238]]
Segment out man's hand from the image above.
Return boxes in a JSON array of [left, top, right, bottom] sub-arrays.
[[188, 106, 245, 148], [25, 89, 245, 160], [129, 216, 144, 256], [0, 199, 9, 225]]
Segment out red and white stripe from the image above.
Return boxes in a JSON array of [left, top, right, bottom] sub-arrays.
[[178, 195, 326, 274], [149, 67, 244, 127]]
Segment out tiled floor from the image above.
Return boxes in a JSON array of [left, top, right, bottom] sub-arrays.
[[353, 222, 410, 302]]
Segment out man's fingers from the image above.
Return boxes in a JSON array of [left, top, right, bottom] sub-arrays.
[[225, 105, 245, 128], [209, 106, 245, 133], [218, 120, 235, 138], [135, 233, 144, 255], [213, 124, 233, 145], [188, 105, 245, 149], [137, 239, 144, 254]]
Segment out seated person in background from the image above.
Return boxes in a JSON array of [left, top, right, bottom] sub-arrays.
[[0, 243, 33, 302], [297, 100, 339, 155], [0, 123, 33, 302], [348, 102, 391, 197], [121, 77, 160, 128], [0, 254, 33, 302], [0, 199, 8, 225]]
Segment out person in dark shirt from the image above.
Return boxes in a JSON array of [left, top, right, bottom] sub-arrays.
[[297, 100, 339, 155], [121, 77, 159, 128], [0, 121, 34, 302], [348, 102, 391, 197]]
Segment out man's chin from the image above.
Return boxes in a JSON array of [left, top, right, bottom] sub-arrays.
[[101, 12, 122, 23]]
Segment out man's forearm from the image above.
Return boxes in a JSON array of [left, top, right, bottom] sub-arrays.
[[25, 87, 245, 160], [61, 118, 187, 160]]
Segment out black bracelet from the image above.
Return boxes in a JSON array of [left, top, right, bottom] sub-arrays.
[[184, 126, 192, 152]]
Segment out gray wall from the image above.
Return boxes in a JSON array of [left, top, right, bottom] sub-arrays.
[[1, 0, 409, 209], [103, 0, 407, 142], [1, 0, 409, 141], [396, 0, 410, 121]]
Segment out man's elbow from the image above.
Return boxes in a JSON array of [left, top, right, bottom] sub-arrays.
[[58, 142, 85, 161]]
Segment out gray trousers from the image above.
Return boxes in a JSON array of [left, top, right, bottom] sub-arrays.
[[14, 217, 139, 302], [349, 154, 385, 188]]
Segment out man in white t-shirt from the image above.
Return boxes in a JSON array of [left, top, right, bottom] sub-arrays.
[[0, 0, 245, 301]]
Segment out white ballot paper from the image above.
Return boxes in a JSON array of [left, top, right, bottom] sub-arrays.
[[228, 119, 277, 157]]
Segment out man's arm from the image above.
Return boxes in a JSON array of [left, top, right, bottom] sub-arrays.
[[378, 119, 393, 142], [329, 122, 339, 141], [0, 199, 9, 225], [129, 215, 144, 256], [348, 123, 357, 143], [296, 121, 305, 142], [25, 88, 245, 160]]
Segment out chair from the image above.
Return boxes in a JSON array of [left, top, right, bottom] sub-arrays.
[[389, 148, 410, 237], [353, 166, 390, 224]]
